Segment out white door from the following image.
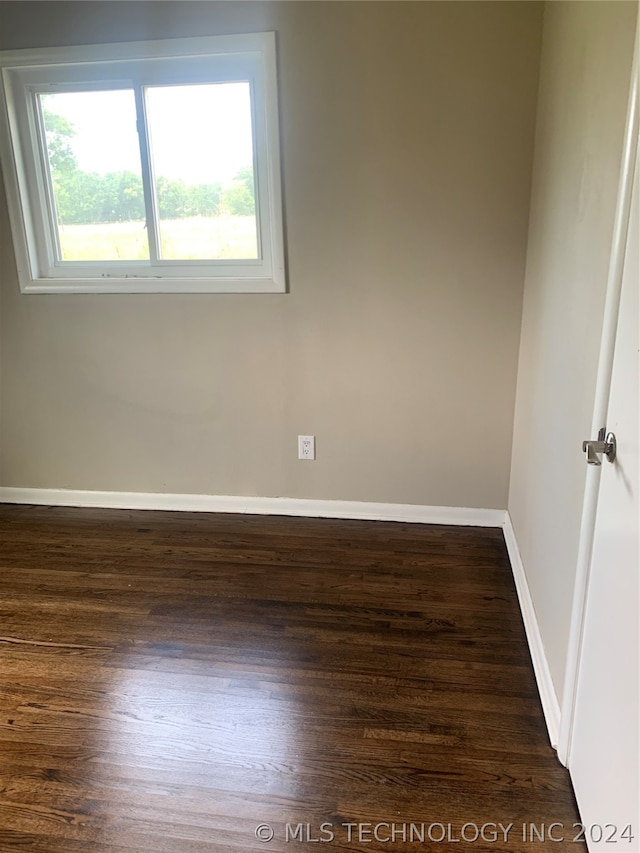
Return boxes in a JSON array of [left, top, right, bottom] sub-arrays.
[[567, 80, 639, 851]]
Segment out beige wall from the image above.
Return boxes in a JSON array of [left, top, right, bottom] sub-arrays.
[[0, 1, 542, 505], [508, 1, 636, 701]]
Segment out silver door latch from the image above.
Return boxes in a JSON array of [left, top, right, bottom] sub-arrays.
[[582, 427, 617, 465]]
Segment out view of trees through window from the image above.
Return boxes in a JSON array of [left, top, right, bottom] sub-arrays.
[[40, 86, 259, 263]]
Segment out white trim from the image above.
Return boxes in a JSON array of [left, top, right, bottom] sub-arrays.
[[0, 33, 273, 66], [503, 512, 561, 751], [559, 51, 639, 767], [0, 487, 505, 527]]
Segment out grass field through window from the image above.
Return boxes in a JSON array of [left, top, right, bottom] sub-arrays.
[[58, 215, 258, 262]]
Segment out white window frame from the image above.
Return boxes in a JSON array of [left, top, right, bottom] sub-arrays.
[[0, 33, 286, 294]]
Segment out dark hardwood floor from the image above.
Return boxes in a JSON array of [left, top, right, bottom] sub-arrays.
[[0, 504, 582, 851]]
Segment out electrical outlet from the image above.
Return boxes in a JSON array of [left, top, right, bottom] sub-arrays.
[[298, 435, 315, 460]]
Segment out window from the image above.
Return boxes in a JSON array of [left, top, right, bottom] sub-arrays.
[[0, 33, 285, 293]]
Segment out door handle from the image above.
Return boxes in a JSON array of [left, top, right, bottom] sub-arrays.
[[582, 428, 617, 465]]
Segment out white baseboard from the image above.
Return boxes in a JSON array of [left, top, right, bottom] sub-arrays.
[[0, 487, 506, 527], [503, 512, 561, 749]]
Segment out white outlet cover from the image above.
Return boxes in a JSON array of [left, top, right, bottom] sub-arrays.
[[298, 435, 315, 460]]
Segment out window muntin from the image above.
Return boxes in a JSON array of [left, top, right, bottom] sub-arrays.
[[0, 34, 285, 293]]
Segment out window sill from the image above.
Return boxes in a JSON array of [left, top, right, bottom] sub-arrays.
[[20, 275, 286, 294]]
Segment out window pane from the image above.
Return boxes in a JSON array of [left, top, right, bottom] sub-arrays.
[[145, 83, 258, 260], [40, 90, 149, 261]]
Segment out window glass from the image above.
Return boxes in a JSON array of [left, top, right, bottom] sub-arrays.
[[145, 82, 258, 261], [40, 90, 149, 261]]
